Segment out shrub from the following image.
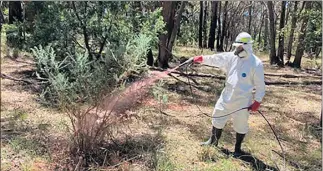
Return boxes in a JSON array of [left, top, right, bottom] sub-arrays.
[[31, 31, 162, 166]]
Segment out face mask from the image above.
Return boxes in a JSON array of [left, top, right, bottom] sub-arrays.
[[237, 50, 248, 58], [234, 46, 248, 58]]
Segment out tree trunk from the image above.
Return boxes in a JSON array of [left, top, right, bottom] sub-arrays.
[[293, 2, 312, 68], [248, 1, 252, 34], [286, 1, 298, 64], [277, 1, 286, 66], [72, 2, 93, 61], [216, 2, 222, 52], [157, 1, 176, 68], [225, 2, 242, 51], [224, 28, 229, 51], [315, 47, 321, 59], [219, 1, 228, 52], [257, 7, 265, 49], [199, 1, 203, 48], [167, 1, 187, 57], [208, 1, 218, 50], [267, 1, 279, 65], [285, 2, 290, 26], [320, 111, 322, 127], [146, 49, 154, 66], [0, 3, 4, 32], [202, 1, 208, 48], [264, 12, 269, 50], [9, 1, 23, 24]]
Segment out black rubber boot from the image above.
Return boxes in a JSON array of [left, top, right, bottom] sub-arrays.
[[233, 133, 246, 157], [200, 127, 222, 146]]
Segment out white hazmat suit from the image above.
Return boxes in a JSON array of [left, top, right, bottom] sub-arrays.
[[197, 37, 265, 134]]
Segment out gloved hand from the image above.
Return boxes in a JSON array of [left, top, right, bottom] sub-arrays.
[[193, 55, 203, 63], [249, 101, 260, 112]]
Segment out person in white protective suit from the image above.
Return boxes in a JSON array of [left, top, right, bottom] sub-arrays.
[[191, 32, 265, 157]]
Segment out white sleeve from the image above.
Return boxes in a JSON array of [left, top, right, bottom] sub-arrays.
[[253, 63, 266, 102], [201, 53, 231, 71]]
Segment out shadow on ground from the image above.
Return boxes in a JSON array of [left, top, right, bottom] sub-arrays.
[[89, 133, 165, 170], [219, 147, 279, 171], [1, 110, 51, 160]]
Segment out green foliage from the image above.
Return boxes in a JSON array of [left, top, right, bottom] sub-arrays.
[[152, 80, 169, 104], [155, 153, 176, 171], [25, 1, 165, 106], [9, 2, 165, 60], [304, 2, 322, 53], [140, 7, 166, 45], [31, 34, 153, 107], [177, 2, 199, 46], [4, 23, 24, 49], [9, 137, 47, 157]]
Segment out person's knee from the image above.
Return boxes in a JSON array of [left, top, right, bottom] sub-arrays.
[[212, 119, 226, 129], [233, 124, 249, 134], [232, 111, 249, 134]]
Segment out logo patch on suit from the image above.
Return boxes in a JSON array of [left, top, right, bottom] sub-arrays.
[[242, 73, 247, 77]]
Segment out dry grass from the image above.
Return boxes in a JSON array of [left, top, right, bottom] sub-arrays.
[[1, 45, 321, 171]]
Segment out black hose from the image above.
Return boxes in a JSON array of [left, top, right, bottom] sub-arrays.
[[257, 110, 286, 168]]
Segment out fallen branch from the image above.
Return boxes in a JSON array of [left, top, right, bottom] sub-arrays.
[[265, 73, 322, 79], [4, 56, 35, 65], [265, 80, 322, 86], [13, 59, 35, 65], [168, 74, 200, 89], [0, 73, 35, 84]]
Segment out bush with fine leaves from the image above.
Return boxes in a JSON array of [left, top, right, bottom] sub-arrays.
[[31, 32, 162, 164], [25, 1, 166, 166]]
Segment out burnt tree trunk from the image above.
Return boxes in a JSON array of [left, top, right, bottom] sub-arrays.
[[277, 1, 286, 66], [199, 1, 203, 48], [167, 1, 187, 58], [286, 1, 299, 65], [208, 1, 218, 50], [202, 1, 209, 48], [147, 49, 154, 66], [293, 2, 312, 68], [320, 111, 322, 127], [157, 1, 176, 68], [0, 2, 4, 32], [267, 1, 279, 65], [216, 1, 222, 52], [9, 1, 23, 24]]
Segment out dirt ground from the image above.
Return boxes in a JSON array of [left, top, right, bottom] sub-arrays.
[[1, 47, 322, 171]]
